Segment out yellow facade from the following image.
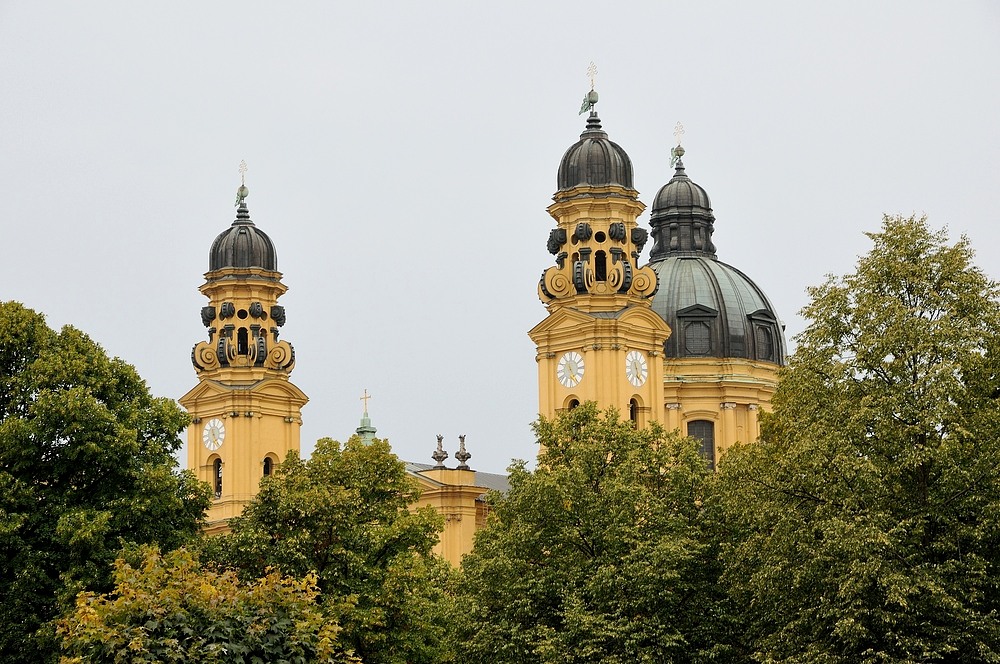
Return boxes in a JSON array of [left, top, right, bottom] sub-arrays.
[[409, 468, 493, 563], [662, 358, 779, 466], [182, 104, 784, 560], [531, 107, 783, 465], [180, 197, 307, 534], [530, 176, 670, 427]]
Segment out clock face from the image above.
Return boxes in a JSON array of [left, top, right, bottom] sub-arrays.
[[557, 351, 585, 388], [625, 350, 648, 387], [202, 418, 226, 451]]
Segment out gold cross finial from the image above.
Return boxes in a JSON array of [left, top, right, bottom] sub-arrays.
[[673, 121, 685, 147], [360, 389, 371, 413], [587, 61, 598, 91], [239, 160, 248, 186]]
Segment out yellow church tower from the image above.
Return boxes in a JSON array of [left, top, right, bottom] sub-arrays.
[[180, 173, 307, 533], [529, 89, 669, 427], [644, 139, 786, 466]]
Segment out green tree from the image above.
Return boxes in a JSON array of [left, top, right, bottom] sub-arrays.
[[57, 546, 357, 663], [0, 302, 211, 662], [457, 403, 733, 664], [719, 215, 1000, 662], [203, 436, 457, 664]]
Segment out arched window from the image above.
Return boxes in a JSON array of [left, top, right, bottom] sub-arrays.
[[687, 420, 716, 470], [263, 457, 273, 477], [237, 328, 249, 355], [568, 398, 580, 410], [595, 250, 607, 281], [629, 398, 638, 425], [213, 458, 223, 498]]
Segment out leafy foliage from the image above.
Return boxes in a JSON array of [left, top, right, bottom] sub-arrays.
[[719, 216, 1000, 662], [0, 302, 211, 662], [202, 436, 456, 664], [457, 403, 733, 663], [57, 546, 357, 663]]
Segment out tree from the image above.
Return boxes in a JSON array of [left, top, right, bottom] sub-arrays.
[[719, 215, 1000, 662], [0, 302, 211, 663], [202, 436, 457, 664], [456, 403, 734, 664], [57, 546, 357, 663]]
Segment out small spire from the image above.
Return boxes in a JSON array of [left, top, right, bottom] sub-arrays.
[[455, 434, 471, 470], [355, 389, 377, 444], [670, 122, 686, 171], [431, 434, 449, 469], [578, 61, 600, 115], [236, 160, 249, 208]]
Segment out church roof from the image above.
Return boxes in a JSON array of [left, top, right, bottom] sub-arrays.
[[556, 111, 634, 192], [405, 462, 510, 495], [209, 196, 278, 271], [646, 153, 786, 364]]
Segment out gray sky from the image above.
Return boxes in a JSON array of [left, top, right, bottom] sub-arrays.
[[1, 1, 998, 474]]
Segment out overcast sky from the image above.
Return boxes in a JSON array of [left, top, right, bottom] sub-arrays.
[[1, 2, 998, 473]]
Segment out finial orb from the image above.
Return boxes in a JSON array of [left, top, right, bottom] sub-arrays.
[[673, 145, 685, 158], [236, 185, 249, 202], [586, 89, 599, 105]]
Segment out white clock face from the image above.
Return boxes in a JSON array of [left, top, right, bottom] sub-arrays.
[[625, 350, 648, 387], [202, 418, 225, 451], [557, 351, 585, 388]]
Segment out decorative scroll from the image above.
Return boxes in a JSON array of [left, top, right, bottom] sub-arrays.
[[266, 341, 296, 372], [542, 267, 574, 299], [609, 222, 626, 242], [610, 260, 633, 293], [201, 306, 216, 327], [574, 223, 592, 242], [573, 260, 594, 293], [220, 302, 236, 319], [629, 265, 658, 298], [249, 302, 265, 319], [270, 305, 286, 327], [547, 228, 567, 255], [191, 341, 221, 372], [631, 227, 648, 253]]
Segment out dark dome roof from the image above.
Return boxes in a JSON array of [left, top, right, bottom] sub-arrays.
[[648, 158, 717, 260], [650, 257, 786, 364], [646, 154, 784, 364], [209, 203, 277, 271], [557, 112, 634, 191]]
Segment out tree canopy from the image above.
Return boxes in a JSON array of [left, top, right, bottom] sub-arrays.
[[202, 436, 457, 664], [0, 302, 211, 663], [719, 215, 1000, 662], [57, 546, 357, 664], [457, 403, 733, 664]]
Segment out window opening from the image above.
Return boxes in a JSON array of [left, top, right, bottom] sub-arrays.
[[687, 420, 716, 470], [629, 398, 638, 425], [595, 251, 607, 281], [263, 457, 273, 477], [237, 328, 249, 355], [213, 458, 223, 498]]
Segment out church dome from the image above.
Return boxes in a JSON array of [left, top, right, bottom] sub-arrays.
[[557, 112, 634, 191], [209, 198, 277, 271], [647, 153, 785, 364]]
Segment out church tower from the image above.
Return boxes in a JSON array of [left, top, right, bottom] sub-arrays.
[[180, 177, 308, 533], [645, 142, 786, 466], [529, 90, 669, 427]]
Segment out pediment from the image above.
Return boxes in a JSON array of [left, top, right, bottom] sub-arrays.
[[677, 304, 719, 318], [179, 377, 309, 409], [528, 307, 602, 337]]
